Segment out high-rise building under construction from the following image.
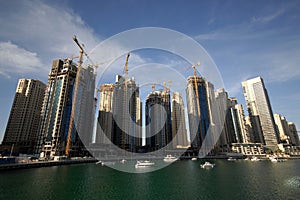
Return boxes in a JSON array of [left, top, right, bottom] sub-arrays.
[[146, 88, 172, 151], [185, 75, 220, 153], [36, 59, 95, 157], [111, 75, 142, 152]]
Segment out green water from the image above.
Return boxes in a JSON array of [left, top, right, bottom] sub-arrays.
[[0, 159, 300, 200]]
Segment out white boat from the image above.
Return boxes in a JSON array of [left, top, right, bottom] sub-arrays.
[[135, 160, 155, 168], [270, 157, 278, 162], [101, 161, 116, 166], [251, 157, 261, 162], [269, 156, 286, 162], [200, 161, 215, 169], [227, 157, 237, 161], [95, 160, 102, 165], [191, 157, 198, 161], [163, 155, 178, 162], [120, 159, 127, 164]]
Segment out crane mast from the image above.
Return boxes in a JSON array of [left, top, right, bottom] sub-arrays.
[[65, 35, 84, 157], [122, 53, 130, 150]]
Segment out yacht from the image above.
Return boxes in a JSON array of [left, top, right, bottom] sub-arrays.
[[269, 156, 286, 162], [120, 159, 127, 164], [270, 157, 278, 162], [135, 160, 155, 168], [250, 157, 261, 162], [163, 155, 178, 162], [227, 157, 237, 161], [101, 161, 116, 166], [200, 161, 215, 169], [95, 160, 102, 165]]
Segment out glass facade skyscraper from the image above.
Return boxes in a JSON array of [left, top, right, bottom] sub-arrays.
[[36, 59, 95, 157], [186, 76, 210, 149]]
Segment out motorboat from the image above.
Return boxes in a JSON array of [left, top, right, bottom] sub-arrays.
[[270, 157, 278, 162], [95, 160, 102, 165], [191, 157, 198, 161], [269, 156, 286, 162], [135, 160, 155, 168], [200, 161, 215, 169], [101, 161, 116, 166], [120, 159, 127, 164], [227, 157, 237, 161], [250, 157, 261, 162], [163, 155, 178, 162]]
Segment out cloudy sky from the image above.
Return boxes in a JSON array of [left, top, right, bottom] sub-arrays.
[[0, 0, 300, 141]]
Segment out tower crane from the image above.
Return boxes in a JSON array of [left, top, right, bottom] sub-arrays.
[[65, 35, 86, 157], [124, 53, 130, 77], [163, 80, 172, 92], [142, 81, 171, 92], [122, 53, 130, 150]]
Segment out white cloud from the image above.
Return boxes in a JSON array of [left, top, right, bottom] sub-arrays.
[[0, 41, 45, 77], [0, 0, 100, 79], [251, 7, 287, 24]]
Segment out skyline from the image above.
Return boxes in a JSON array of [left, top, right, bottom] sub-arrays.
[[1, 0, 300, 141]]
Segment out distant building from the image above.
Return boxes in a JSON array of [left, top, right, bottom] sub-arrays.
[[228, 98, 250, 143], [288, 122, 300, 146], [215, 89, 235, 148], [96, 84, 114, 144], [171, 92, 188, 148], [146, 89, 172, 151], [242, 77, 278, 146], [245, 116, 254, 142], [36, 59, 95, 158], [112, 75, 142, 152], [274, 114, 291, 144], [2, 79, 46, 154]]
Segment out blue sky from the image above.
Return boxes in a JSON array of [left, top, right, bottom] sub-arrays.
[[0, 0, 300, 141]]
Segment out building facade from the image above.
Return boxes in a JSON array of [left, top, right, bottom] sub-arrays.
[[242, 77, 278, 146], [112, 75, 142, 152], [96, 84, 114, 144], [274, 114, 292, 144], [36, 59, 95, 158], [228, 98, 250, 143], [2, 79, 46, 154], [171, 92, 188, 148], [288, 122, 300, 146], [146, 89, 172, 151], [186, 76, 211, 149]]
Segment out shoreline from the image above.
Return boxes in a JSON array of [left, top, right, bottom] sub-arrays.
[[1, 155, 300, 171], [0, 158, 97, 171]]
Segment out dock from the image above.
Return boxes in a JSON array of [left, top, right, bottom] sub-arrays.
[[0, 158, 97, 171]]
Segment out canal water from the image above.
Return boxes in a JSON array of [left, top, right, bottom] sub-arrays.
[[0, 159, 300, 200]]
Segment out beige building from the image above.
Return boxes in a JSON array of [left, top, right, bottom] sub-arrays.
[[274, 114, 291, 143], [242, 77, 278, 146], [172, 92, 188, 148], [96, 84, 114, 144], [2, 79, 46, 154]]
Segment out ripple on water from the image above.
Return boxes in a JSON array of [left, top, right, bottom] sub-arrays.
[[285, 176, 300, 188]]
